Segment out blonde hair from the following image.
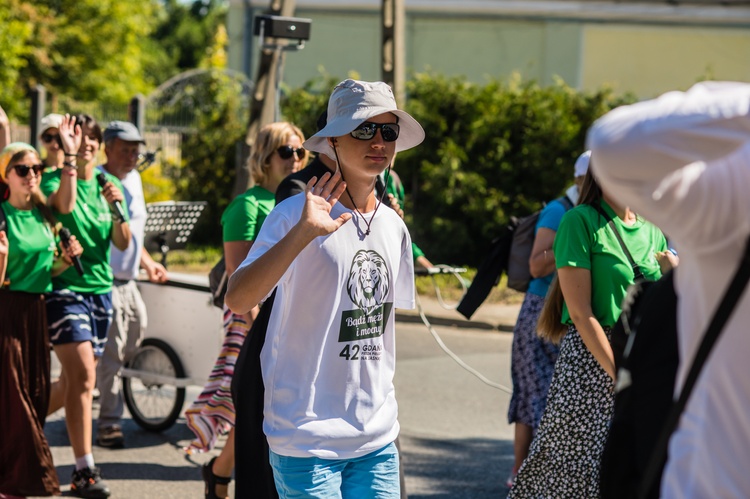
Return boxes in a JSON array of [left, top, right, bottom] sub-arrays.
[[537, 275, 567, 343], [249, 122, 308, 184]]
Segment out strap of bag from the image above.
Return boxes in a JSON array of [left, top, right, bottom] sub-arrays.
[[638, 235, 750, 498], [593, 203, 645, 281]]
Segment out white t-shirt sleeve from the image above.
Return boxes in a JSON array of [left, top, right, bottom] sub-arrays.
[[235, 197, 299, 297], [588, 81, 750, 250], [394, 223, 415, 310]]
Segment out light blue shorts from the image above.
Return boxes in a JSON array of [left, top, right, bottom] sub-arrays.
[[269, 442, 400, 499]]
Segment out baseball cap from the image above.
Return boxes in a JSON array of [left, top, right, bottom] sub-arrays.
[[103, 121, 145, 144], [304, 79, 425, 159], [575, 150, 591, 178], [40, 114, 64, 134]]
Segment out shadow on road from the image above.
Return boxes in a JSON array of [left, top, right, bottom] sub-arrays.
[[46, 416, 196, 451], [401, 434, 513, 498]]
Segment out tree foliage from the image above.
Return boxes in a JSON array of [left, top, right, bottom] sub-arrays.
[[0, 0, 227, 119], [165, 63, 250, 244]]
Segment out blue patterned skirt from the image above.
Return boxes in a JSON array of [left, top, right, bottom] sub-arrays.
[[507, 292, 559, 429]]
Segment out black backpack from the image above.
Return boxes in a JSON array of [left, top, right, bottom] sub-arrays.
[[506, 196, 572, 292], [208, 256, 227, 309], [457, 196, 572, 319], [601, 272, 678, 499], [601, 237, 750, 499]]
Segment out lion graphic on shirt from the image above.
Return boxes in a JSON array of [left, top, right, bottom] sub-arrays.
[[347, 250, 390, 314]]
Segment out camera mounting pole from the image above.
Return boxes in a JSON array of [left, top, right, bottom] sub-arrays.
[[254, 14, 312, 122]]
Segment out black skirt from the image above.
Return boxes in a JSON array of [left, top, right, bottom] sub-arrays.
[[0, 289, 60, 496]]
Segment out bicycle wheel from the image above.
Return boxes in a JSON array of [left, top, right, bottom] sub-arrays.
[[123, 338, 186, 432]]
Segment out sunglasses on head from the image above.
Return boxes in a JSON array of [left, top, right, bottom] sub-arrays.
[[11, 164, 45, 178], [277, 146, 305, 160], [350, 122, 400, 142]]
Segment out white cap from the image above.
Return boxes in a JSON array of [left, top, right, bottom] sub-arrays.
[[574, 150, 591, 178], [40, 113, 64, 133]]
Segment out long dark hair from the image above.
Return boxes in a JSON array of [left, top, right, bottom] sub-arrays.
[[537, 167, 601, 343]]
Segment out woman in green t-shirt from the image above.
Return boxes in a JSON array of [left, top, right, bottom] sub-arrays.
[[509, 168, 677, 498], [41, 114, 131, 498], [184, 122, 308, 499], [0, 141, 82, 497]]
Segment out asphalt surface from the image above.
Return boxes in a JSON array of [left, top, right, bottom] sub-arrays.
[[42, 296, 520, 498]]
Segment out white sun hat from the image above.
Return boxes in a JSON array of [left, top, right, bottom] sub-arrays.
[[303, 79, 425, 159], [574, 150, 591, 178], [40, 113, 64, 133]]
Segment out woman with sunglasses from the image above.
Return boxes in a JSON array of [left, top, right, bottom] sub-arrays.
[[0, 143, 83, 498], [226, 79, 424, 498], [41, 114, 130, 499], [39, 114, 67, 173], [186, 121, 308, 499]]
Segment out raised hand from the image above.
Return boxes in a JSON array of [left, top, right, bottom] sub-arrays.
[[58, 114, 82, 157], [300, 170, 352, 238], [0, 105, 10, 151]]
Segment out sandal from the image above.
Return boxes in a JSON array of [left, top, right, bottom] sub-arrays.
[[202, 456, 232, 499]]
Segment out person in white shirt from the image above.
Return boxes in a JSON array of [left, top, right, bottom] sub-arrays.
[[226, 79, 424, 498], [95, 121, 167, 449], [588, 81, 750, 498]]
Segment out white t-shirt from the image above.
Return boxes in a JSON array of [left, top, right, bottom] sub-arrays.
[[99, 166, 147, 280], [238, 194, 415, 459], [589, 81, 750, 498]]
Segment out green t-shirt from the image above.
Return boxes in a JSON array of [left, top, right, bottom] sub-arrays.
[[40, 169, 129, 294], [554, 201, 667, 328], [383, 170, 424, 261], [221, 186, 275, 243], [1, 202, 58, 293]]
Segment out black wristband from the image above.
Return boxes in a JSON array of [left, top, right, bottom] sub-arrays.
[[63, 161, 78, 169], [63, 152, 77, 157]]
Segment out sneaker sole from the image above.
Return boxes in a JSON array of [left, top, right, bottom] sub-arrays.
[[70, 486, 111, 499], [96, 440, 125, 449]]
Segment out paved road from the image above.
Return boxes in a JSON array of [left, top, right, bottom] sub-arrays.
[[43, 299, 517, 498]]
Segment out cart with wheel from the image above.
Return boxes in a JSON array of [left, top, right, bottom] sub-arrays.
[[121, 200, 223, 431], [122, 273, 222, 431]]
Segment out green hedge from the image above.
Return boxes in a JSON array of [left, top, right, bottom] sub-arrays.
[[282, 73, 634, 266], [173, 72, 634, 264]]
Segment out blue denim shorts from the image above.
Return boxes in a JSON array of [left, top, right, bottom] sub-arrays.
[[46, 289, 113, 357], [269, 442, 400, 499]]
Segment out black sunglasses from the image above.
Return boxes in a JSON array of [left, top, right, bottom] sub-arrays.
[[12, 164, 45, 178], [277, 146, 305, 160], [41, 133, 63, 147], [350, 122, 400, 142]]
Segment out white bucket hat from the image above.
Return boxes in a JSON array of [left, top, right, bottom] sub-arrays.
[[304, 79, 425, 159]]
